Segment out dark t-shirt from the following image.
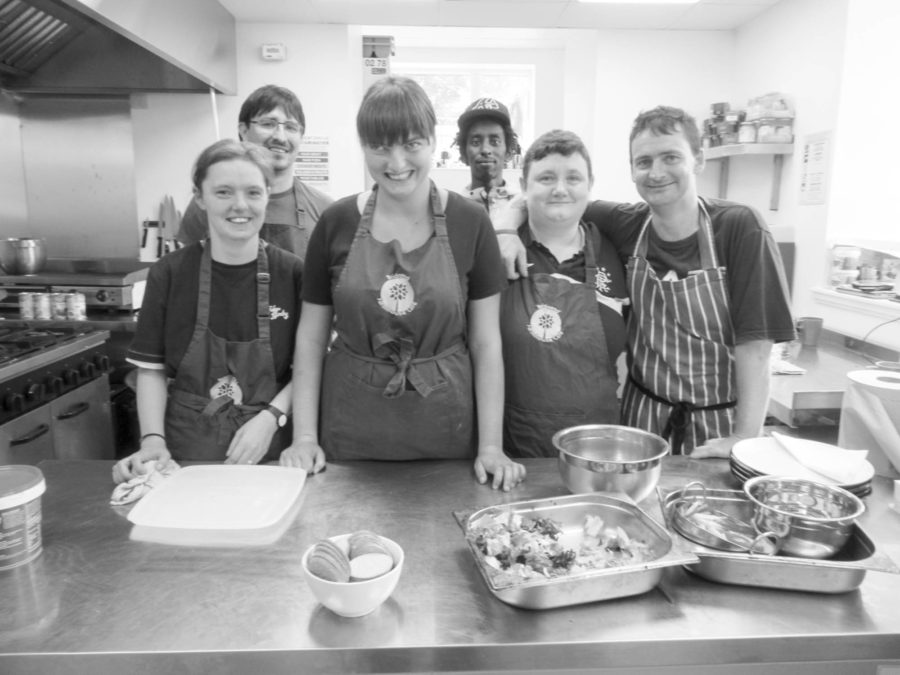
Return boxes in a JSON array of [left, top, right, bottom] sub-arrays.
[[516, 220, 627, 359], [583, 197, 796, 344], [302, 190, 506, 305], [126, 243, 303, 380]]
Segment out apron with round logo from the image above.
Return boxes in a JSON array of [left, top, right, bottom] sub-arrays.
[[321, 182, 475, 460], [501, 225, 619, 458], [622, 202, 736, 454], [165, 242, 287, 461]]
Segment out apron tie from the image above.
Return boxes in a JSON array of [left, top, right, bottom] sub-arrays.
[[628, 374, 735, 454], [371, 332, 431, 398], [173, 389, 264, 425], [333, 336, 466, 400]]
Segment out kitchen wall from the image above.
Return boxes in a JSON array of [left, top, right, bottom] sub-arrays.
[[132, 23, 731, 229], [0, 91, 28, 234], [729, 0, 848, 302], [730, 0, 900, 350]]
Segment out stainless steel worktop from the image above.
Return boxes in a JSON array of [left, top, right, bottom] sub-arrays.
[[1, 458, 899, 675], [768, 338, 876, 427]]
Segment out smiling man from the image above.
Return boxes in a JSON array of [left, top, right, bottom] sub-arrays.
[[176, 84, 332, 263], [454, 97, 521, 225]]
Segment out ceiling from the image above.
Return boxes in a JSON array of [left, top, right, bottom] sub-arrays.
[[216, 0, 784, 32]]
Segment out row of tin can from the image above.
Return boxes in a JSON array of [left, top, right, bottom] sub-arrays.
[[18, 292, 87, 321]]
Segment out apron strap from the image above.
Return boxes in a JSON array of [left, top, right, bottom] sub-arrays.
[[628, 374, 736, 454], [255, 240, 272, 341], [632, 201, 718, 270]]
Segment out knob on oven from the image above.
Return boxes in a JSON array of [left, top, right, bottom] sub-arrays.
[[95, 289, 109, 303], [4, 392, 25, 413], [94, 354, 111, 372], [46, 376, 64, 396], [79, 361, 97, 379], [64, 368, 81, 387], [25, 383, 46, 403]]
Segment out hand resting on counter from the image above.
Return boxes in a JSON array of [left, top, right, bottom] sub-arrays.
[[689, 434, 743, 459], [280, 438, 326, 473]]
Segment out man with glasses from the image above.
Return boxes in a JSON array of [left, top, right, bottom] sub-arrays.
[[177, 84, 332, 262]]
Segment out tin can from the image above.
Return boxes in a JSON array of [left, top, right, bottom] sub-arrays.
[[18, 292, 35, 320], [33, 293, 52, 320], [65, 292, 87, 321], [50, 293, 68, 320]]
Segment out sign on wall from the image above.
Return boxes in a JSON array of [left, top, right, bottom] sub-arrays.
[[294, 135, 331, 195], [799, 131, 830, 206]]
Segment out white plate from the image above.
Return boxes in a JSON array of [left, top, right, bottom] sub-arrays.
[[731, 437, 874, 487], [127, 465, 306, 546]]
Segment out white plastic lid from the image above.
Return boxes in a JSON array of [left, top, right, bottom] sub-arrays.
[[0, 466, 46, 510]]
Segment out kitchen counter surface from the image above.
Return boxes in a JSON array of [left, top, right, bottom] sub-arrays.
[[767, 336, 879, 427], [1, 458, 900, 675]]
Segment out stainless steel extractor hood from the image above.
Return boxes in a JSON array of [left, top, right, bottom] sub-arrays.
[[0, 0, 236, 94]]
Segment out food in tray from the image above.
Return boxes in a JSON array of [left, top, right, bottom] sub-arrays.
[[469, 512, 653, 585], [307, 531, 396, 583]]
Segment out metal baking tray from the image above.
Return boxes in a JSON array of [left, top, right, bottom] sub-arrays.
[[463, 493, 698, 609], [658, 486, 900, 593]]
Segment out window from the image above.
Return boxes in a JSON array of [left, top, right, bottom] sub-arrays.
[[392, 62, 535, 167]]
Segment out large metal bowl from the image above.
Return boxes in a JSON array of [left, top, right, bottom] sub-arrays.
[[743, 476, 865, 559], [0, 238, 46, 275], [553, 425, 670, 503]]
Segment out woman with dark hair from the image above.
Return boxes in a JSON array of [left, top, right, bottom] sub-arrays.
[[283, 76, 525, 490], [113, 139, 304, 482]]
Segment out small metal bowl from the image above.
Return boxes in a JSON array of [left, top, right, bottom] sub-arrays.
[[743, 476, 866, 559], [553, 425, 670, 503]]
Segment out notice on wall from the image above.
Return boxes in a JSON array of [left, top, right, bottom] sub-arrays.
[[799, 131, 830, 205], [294, 136, 330, 195]]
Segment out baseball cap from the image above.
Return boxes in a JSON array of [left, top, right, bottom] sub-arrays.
[[457, 97, 511, 130]]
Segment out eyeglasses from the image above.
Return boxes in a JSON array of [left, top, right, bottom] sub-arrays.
[[250, 118, 303, 135]]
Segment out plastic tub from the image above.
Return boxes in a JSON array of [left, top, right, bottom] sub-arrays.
[[0, 466, 46, 571]]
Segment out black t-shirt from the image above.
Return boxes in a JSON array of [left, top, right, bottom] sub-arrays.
[[126, 243, 303, 380]]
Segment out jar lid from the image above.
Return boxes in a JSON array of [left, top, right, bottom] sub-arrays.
[[0, 466, 46, 509]]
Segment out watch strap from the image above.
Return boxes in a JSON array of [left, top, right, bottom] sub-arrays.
[[264, 404, 287, 427]]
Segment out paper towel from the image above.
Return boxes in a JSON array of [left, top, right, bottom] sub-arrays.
[[847, 369, 900, 401]]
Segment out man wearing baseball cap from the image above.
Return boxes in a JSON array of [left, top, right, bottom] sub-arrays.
[[454, 97, 522, 225]]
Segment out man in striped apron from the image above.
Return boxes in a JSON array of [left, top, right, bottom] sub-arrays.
[[601, 106, 796, 457]]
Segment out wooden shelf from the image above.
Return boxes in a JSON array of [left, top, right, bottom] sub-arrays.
[[703, 143, 794, 210]]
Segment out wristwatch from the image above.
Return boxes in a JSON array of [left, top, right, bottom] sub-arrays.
[[263, 404, 287, 427]]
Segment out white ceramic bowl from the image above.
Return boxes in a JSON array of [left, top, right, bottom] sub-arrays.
[[301, 533, 404, 618]]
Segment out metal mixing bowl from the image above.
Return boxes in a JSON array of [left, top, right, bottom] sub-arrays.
[[0, 238, 46, 275], [743, 476, 865, 559], [552, 424, 670, 503]]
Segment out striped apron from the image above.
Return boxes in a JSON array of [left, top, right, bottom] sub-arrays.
[[621, 202, 736, 454]]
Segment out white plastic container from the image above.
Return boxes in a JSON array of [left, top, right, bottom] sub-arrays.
[[0, 466, 46, 571]]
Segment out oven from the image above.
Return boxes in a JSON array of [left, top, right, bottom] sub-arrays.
[[0, 321, 115, 465]]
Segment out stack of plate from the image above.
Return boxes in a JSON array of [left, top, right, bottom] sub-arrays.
[[730, 437, 874, 498]]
